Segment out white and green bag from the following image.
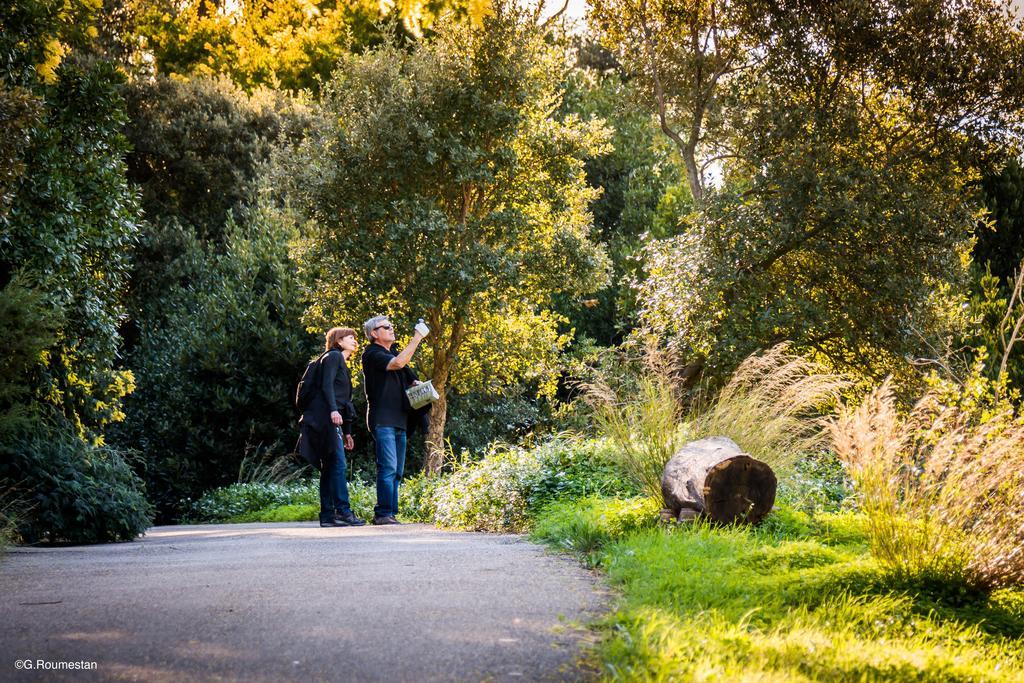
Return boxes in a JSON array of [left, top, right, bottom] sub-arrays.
[[405, 379, 440, 410]]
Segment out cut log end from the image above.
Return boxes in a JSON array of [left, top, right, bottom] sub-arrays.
[[661, 437, 778, 525], [702, 455, 777, 525]]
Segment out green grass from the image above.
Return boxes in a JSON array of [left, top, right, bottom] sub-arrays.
[[228, 503, 320, 523], [532, 498, 1024, 682], [531, 495, 661, 567], [227, 490, 376, 522], [191, 479, 376, 524]]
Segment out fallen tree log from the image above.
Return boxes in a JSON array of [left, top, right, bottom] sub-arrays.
[[661, 436, 777, 524]]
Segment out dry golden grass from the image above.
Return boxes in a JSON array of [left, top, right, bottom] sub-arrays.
[[585, 343, 847, 500], [690, 345, 848, 472], [584, 347, 684, 501], [830, 380, 1024, 589]]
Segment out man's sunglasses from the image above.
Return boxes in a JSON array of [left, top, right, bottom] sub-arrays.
[[374, 324, 393, 331]]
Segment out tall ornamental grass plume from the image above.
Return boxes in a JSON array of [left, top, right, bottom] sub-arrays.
[[690, 344, 849, 472], [237, 446, 305, 485], [583, 345, 685, 501], [585, 343, 846, 500], [1, 486, 27, 550], [830, 380, 1024, 590]]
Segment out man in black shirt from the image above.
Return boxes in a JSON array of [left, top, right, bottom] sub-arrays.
[[361, 315, 429, 525]]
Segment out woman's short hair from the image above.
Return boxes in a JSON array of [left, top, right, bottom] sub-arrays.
[[325, 327, 357, 351], [363, 315, 389, 340]]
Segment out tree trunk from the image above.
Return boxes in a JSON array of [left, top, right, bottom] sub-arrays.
[[420, 310, 467, 474], [661, 436, 776, 524], [423, 383, 447, 474]]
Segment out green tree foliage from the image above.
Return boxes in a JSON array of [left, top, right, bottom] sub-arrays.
[[121, 73, 309, 335], [0, 282, 63, 434], [0, 86, 41, 217], [977, 157, 1024, 284], [0, 0, 152, 541], [602, 0, 1024, 380], [1, 0, 100, 85], [2, 0, 141, 437], [589, 0, 750, 206], [127, 0, 484, 92], [278, 3, 611, 471], [6, 58, 140, 435], [120, 73, 311, 363], [112, 209, 315, 519], [557, 56, 685, 344], [114, 73, 317, 518], [956, 265, 1024, 397], [124, 75, 310, 241]]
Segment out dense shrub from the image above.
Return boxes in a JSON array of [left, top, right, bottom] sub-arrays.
[[521, 438, 641, 508], [183, 481, 320, 523], [427, 448, 536, 531], [776, 451, 854, 514], [443, 390, 544, 456], [399, 473, 442, 523], [0, 418, 152, 544], [0, 281, 62, 431], [407, 437, 641, 532]]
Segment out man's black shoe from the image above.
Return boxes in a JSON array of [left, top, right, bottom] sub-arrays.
[[319, 519, 344, 527], [371, 516, 400, 525], [334, 511, 367, 526]]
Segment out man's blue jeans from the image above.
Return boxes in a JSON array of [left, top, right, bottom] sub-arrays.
[[332, 427, 352, 515], [373, 426, 406, 518]]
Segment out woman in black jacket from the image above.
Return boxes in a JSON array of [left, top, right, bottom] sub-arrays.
[[316, 327, 366, 527]]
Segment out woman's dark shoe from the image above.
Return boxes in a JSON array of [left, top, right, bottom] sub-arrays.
[[334, 511, 367, 526]]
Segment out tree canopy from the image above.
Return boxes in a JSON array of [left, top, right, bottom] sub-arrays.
[[277, 4, 611, 470], [595, 0, 1024, 379], [124, 0, 493, 91]]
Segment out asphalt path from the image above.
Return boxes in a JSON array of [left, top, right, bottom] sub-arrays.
[[0, 523, 609, 682]]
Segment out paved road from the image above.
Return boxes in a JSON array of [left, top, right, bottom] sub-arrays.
[[0, 523, 608, 682]]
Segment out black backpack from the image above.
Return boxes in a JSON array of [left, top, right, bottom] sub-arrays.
[[295, 351, 330, 413]]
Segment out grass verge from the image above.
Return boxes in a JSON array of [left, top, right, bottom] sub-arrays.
[[228, 503, 319, 523], [532, 498, 1024, 682]]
